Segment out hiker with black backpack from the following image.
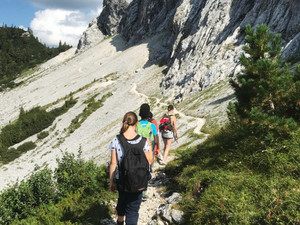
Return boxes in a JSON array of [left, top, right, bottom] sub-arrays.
[[159, 105, 178, 165], [109, 111, 152, 225]]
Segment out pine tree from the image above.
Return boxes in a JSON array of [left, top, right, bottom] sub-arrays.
[[231, 24, 300, 121], [229, 24, 300, 143]]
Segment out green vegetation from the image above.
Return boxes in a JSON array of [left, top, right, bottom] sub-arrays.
[[166, 24, 300, 224], [37, 131, 49, 140], [0, 98, 77, 164], [0, 25, 71, 90], [1, 142, 37, 163], [69, 92, 113, 133], [104, 72, 118, 81], [0, 152, 114, 225]]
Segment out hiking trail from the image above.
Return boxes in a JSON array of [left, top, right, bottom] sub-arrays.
[[107, 83, 208, 224]]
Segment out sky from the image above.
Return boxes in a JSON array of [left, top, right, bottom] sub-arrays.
[[0, 0, 103, 46]]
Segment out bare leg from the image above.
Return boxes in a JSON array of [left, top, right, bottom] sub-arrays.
[[163, 138, 173, 162]]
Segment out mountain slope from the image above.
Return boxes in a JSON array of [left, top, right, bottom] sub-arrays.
[[92, 0, 300, 101], [0, 33, 214, 190]]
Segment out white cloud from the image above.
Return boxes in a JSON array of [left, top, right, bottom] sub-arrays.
[[27, 0, 102, 10], [30, 8, 102, 46]]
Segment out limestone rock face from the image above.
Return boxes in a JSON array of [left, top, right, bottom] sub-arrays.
[[161, 0, 300, 101], [76, 18, 105, 53], [88, 0, 300, 101], [97, 0, 133, 36]]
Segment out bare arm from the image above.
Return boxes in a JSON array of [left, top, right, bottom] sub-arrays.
[[172, 115, 178, 139], [145, 138, 153, 164], [109, 150, 117, 192]]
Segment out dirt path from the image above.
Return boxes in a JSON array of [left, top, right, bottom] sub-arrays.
[[137, 155, 177, 225]]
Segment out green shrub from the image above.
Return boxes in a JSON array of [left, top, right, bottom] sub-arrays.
[[17, 142, 37, 153], [0, 168, 55, 224], [0, 153, 114, 225], [0, 98, 77, 164], [10, 190, 113, 225], [27, 167, 57, 206], [0, 142, 36, 164], [55, 152, 108, 197], [0, 182, 35, 224], [0, 107, 53, 147], [37, 131, 49, 139]]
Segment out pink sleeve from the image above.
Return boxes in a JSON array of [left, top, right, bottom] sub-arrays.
[[153, 120, 159, 132]]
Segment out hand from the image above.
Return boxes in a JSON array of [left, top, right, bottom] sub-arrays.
[[110, 181, 116, 192]]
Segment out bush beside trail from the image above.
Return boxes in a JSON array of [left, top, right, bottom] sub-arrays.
[[166, 125, 300, 224]]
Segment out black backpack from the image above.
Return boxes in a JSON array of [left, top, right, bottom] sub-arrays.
[[116, 134, 149, 193]]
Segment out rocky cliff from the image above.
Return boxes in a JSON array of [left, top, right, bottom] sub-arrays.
[[79, 0, 300, 102]]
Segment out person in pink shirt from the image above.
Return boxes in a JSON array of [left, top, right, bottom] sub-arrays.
[[148, 112, 161, 161]]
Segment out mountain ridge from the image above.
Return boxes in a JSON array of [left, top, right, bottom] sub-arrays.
[[78, 0, 300, 102]]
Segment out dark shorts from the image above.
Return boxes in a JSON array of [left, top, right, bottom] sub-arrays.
[[116, 191, 143, 225]]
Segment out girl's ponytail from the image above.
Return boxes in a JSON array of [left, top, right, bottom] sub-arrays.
[[120, 112, 138, 134]]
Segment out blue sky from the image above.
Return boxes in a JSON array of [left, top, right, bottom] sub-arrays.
[[0, 0, 40, 28], [0, 0, 103, 46]]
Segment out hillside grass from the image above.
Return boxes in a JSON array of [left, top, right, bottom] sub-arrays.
[[68, 92, 113, 134], [0, 98, 77, 164], [166, 123, 300, 224]]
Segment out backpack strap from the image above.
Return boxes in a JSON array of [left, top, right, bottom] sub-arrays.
[[116, 134, 132, 168], [117, 134, 144, 161]]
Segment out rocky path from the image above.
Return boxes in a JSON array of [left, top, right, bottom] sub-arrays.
[[138, 156, 183, 225], [103, 156, 184, 225]]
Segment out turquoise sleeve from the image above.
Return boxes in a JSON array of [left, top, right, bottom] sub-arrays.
[[151, 123, 158, 135]]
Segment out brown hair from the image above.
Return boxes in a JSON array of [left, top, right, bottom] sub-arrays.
[[120, 111, 138, 134], [168, 105, 174, 111]]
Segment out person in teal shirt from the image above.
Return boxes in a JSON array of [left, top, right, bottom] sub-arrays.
[[136, 103, 160, 168]]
